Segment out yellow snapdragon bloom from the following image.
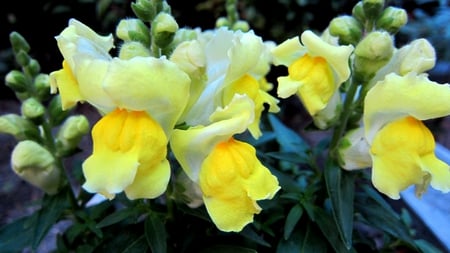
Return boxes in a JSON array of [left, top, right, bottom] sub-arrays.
[[272, 30, 353, 128], [173, 27, 279, 138], [170, 95, 280, 232], [364, 73, 450, 199], [50, 19, 191, 199]]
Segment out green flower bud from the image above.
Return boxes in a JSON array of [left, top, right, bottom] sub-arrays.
[[56, 115, 90, 156], [15, 50, 31, 67], [352, 1, 366, 23], [116, 18, 151, 46], [21, 98, 45, 122], [232, 20, 250, 32], [9, 32, 30, 54], [215, 17, 230, 28], [26, 59, 41, 76], [329, 15, 363, 45], [34, 74, 51, 101], [151, 12, 178, 48], [49, 95, 71, 126], [5, 70, 28, 92], [0, 114, 40, 141], [119, 41, 152, 59], [354, 31, 393, 82], [11, 140, 60, 194], [362, 0, 385, 20], [131, 0, 156, 22], [376, 6, 408, 34]]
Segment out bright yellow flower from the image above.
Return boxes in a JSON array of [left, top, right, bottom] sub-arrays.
[[50, 19, 191, 199], [370, 116, 449, 199], [83, 109, 170, 200], [170, 95, 280, 232], [272, 30, 353, 128], [364, 73, 450, 199], [200, 138, 279, 232]]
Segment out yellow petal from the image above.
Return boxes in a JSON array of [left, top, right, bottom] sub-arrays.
[[199, 138, 279, 232], [300, 30, 353, 85], [370, 116, 450, 199], [102, 57, 191, 133], [284, 54, 335, 115], [49, 61, 83, 110], [125, 159, 171, 199], [170, 94, 254, 182], [364, 73, 450, 143], [271, 36, 306, 66], [82, 109, 169, 199], [223, 74, 279, 138]]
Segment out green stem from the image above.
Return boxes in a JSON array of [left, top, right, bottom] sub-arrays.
[[329, 77, 360, 158], [226, 0, 239, 25]]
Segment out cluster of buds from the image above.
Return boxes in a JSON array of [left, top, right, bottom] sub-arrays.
[[1, 32, 90, 195]]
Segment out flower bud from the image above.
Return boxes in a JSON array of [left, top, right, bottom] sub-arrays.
[[376, 6, 408, 34], [34, 74, 51, 100], [15, 50, 31, 66], [9, 31, 30, 54], [26, 59, 41, 76], [329, 15, 363, 45], [0, 114, 40, 141], [362, 0, 385, 20], [11, 140, 60, 194], [338, 127, 372, 170], [151, 12, 178, 48], [5, 70, 28, 92], [56, 115, 90, 156], [21, 97, 45, 123], [232, 20, 250, 32], [174, 170, 203, 208], [215, 17, 230, 28], [131, 0, 156, 22], [119, 41, 152, 59], [352, 1, 366, 23], [116, 18, 151, 46], [49, 95, 71, 126], [354, 31, 393, 82]]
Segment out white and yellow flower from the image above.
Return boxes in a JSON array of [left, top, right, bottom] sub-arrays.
[[50, 19, 191, 199]]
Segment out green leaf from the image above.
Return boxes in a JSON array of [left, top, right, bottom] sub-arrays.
[[284, 204, 303, 240], [355, 201, 417, 249], [324, 161, 355, 249], [414, 239, 443, 253], [31, 189, 71, 249], [200, 245, 257, 253], [313, 207, 354, 253], [144, 212, 167, 253], [266, 151, 309, 164], [0, 216, 34, 252], [268, 114, 309, 154], [97, 207, 138, 228], [122, 235, 149, 253], [240, 226, 271, 247], [277, 223, 328, 253]]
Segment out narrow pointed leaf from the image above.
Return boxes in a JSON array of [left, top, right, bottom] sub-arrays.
[[144, 212, 167, 253], [324, 161, 355, 249]]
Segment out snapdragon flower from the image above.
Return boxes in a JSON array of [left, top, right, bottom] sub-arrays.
[[340, 73, 450, 199], [170, 27, 280, 232], [272, 30, 353, 129], [50, 19, 190, 199]]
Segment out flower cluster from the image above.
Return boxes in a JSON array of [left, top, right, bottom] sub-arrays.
[[2, 1, 450, 249], [48, 12, 281, 231]]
